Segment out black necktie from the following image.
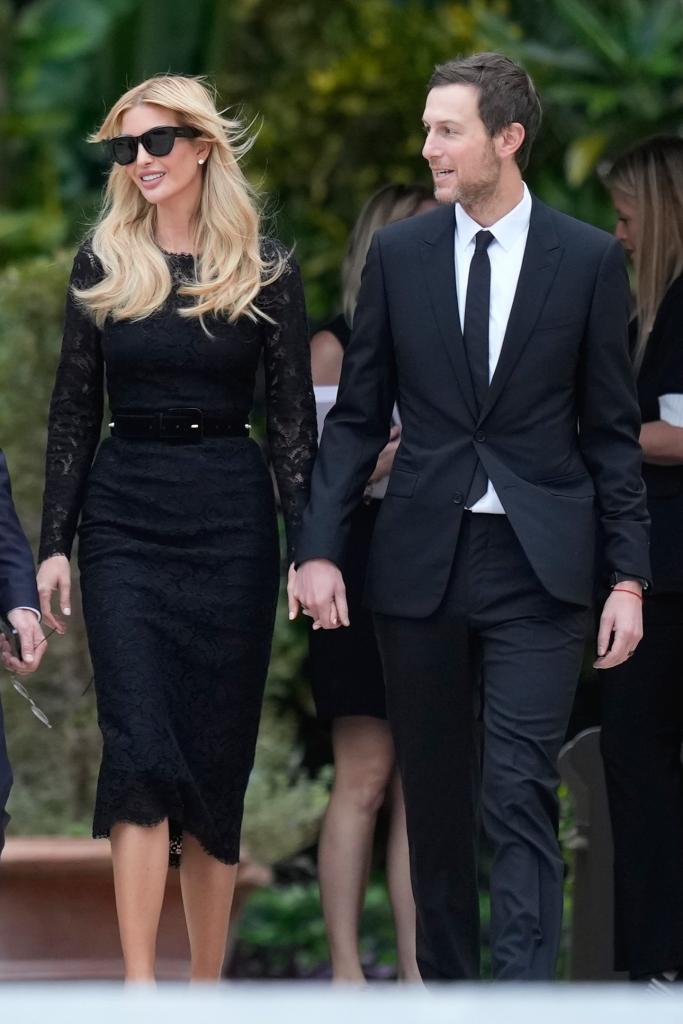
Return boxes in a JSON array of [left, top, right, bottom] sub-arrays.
[[463, 229, 493, 506]]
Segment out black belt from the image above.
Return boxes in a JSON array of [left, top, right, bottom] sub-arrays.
[[109, 408, 250, 442]]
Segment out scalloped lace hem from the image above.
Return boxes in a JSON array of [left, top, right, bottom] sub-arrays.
[[93, 814, 240, 868]]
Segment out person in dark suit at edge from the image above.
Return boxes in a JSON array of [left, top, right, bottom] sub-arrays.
[[0, 449, 47, 857], [290, 52, 650, 980]]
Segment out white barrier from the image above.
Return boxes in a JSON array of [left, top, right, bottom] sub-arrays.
[[1, 983, 682, 1023]]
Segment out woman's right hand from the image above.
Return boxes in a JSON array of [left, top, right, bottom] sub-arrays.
[[37, 554, 71, 634]]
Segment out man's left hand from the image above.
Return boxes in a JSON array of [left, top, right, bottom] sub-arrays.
[[593, 581, 643, 670]]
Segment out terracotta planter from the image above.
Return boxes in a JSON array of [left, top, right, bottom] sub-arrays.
[[0, 836, 271, 981]]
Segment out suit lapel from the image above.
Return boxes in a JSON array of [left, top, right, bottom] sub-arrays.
[[479, 198, 563, 422], [419, 207, 478, 421]]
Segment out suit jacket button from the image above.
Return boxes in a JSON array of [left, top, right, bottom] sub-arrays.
[[474, 430, 486, 443], [452, 493, 463, 504]]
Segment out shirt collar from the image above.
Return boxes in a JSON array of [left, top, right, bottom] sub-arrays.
[[455, 182, 532, 253]]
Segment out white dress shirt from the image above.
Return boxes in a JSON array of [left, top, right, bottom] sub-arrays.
[[454, 183, 532, 513], [659, 393, 683, 427]]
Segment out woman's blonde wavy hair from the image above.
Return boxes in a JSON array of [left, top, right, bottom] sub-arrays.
[[75, 74, 285, 327], [606, 135, 683, 371]]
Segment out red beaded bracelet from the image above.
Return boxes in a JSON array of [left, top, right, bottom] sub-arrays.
[[611, 587, 644, 602]]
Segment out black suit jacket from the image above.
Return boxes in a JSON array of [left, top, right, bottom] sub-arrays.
[[297, 197, 650, 615], [0, 449, 39, 616]]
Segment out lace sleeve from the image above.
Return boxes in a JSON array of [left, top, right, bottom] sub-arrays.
[[38, 244, 104, 563], [261, 246, 317, 564]]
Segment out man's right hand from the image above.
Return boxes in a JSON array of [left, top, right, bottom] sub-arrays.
[[36, 554, 71, 634], [289, 559, 350, 630], [1, 608, 47, 675]]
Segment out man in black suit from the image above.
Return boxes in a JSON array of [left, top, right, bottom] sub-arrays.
[[0, 449, 45, 856], [291, 53, 650, 980]]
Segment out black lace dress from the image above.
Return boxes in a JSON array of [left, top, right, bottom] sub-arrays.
[[39, 242, 317, 865]]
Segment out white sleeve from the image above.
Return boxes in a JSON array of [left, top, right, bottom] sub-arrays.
[[658, 393, 683, 427], [8, 607, 41, 621], [313, 385, 338, 442]]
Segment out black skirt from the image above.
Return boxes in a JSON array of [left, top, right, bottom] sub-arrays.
[[308, 499, 386, 722], [78, 435, 280, 865]]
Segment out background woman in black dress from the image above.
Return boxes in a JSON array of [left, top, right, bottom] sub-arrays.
[[602, 136, 683, 985], [37, 75, 316, 982], [309, 184, 434, 982]]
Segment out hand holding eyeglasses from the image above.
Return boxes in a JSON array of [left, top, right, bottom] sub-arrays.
[[1, 615, 55, 729], [1, 608, 48, 675]]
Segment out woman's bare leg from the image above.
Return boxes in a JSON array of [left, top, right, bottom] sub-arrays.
[[180, 832, 238, 981], [110, 820, 170, 982], [318, 715, 395, 981], [386, 770, 421, 981]]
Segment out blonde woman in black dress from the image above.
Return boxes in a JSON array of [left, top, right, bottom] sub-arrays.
[[37, 75, 316, 982], [309, 184, 435, 982]]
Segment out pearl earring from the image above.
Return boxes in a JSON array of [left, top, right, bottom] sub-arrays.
[[198, 159, 205, 165]]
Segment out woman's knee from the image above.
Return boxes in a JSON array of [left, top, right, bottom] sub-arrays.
[[333, 753, 394, 814], [331, 716, 395, 812], [342, 773, 391, 815]]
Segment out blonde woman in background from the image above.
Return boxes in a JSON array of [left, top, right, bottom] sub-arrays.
[[309, 184, 435, 982], [36, 75, 316, 982], [602, 136, 683, 987]]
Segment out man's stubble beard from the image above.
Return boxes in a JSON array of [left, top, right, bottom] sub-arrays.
[[434, 145, 502, 209]]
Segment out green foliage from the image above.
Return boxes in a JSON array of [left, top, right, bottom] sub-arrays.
[[0, 251, 70, 510], [259, 556, 313, 713], [242, 691, 331, 866], [235, 882, 328, 977], [1, 0, 134, 259], [211, 0, 481, 315], [5, 0, 683, 296], [234, 875, 421, 977], [0, 251, 99, 835], [475, 0, 683, 225]]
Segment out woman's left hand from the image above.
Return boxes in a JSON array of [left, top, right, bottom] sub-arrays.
[[287, 562, 300, 620]]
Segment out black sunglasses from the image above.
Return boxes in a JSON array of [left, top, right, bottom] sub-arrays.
[[105, 125, 201, 166]]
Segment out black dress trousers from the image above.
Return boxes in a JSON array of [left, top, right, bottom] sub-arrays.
[[374, 512, 590, 980]]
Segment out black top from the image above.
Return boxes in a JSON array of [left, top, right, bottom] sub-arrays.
[[39, 241, 317, 565], [636, 275, 683, 592]]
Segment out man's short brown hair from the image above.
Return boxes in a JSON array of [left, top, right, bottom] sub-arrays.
[[428, 52, 542, 171]]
